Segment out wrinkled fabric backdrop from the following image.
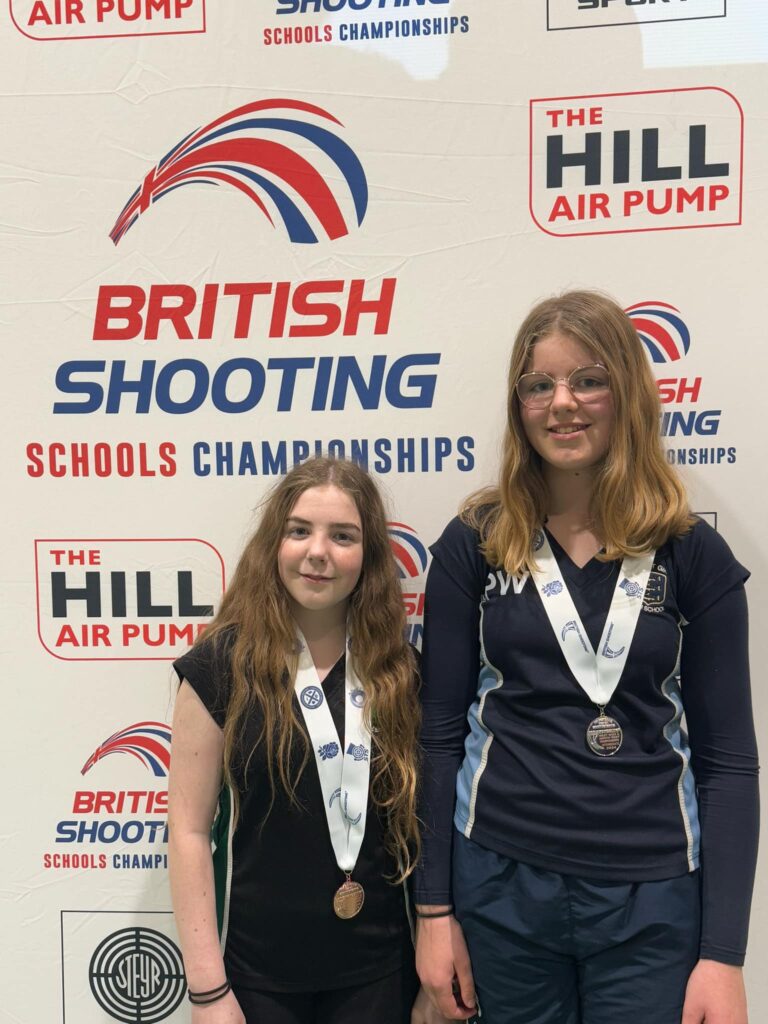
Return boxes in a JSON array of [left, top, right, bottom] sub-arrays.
[[2, 1, 765, 1020]]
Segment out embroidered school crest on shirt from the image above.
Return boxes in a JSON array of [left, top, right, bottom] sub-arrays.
[[643, 570, 668, 608]]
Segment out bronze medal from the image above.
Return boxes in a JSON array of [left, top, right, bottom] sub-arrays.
[[333, 876, 365, 919], [586, 713, 623, 757]]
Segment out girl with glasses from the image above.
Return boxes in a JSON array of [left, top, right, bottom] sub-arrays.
[[412, 291, 758, 1024]]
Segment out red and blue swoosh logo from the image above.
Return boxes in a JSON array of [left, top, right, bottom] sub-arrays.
[[81, 722, 172, 777], [625, 301, 691, 363], [388, 522, 429, 579], [110, 98, 368, 245]]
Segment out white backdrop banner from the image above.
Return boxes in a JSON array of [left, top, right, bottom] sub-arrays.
[[2, 2, 765, 1020]]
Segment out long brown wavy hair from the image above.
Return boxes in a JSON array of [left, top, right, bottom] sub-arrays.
[[195, 456, 420, 880], [465, 290, 694, 573]]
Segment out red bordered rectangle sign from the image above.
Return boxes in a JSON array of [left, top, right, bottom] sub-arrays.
[[35, 537, 224, 661], [10, 0, 205, 40], [529, 87, 743, 237]]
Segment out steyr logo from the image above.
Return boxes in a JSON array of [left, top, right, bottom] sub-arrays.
[[89, 927, 186, 1022], [110, 98, 368, 245]]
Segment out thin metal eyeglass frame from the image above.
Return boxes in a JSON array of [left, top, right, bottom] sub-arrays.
[[515, 363, 611, 409]]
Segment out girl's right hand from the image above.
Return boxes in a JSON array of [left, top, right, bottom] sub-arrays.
[[415, 915, 476, 1021], [411, 985, 456, 1024], [191, 989, 246, 1024]]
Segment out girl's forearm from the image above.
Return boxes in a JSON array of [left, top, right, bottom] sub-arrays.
[[169, 829, 227, 989]]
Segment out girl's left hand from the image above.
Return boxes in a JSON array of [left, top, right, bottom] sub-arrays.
[[411, 985, 458, 1024], [682, 959, 748, 1024]]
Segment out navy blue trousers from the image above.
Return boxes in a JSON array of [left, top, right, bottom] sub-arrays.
[[453, 831, 700, 1024]]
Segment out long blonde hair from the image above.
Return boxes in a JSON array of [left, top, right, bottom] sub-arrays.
[[465, 290, 693, 573], [197, 457, 420, 880]]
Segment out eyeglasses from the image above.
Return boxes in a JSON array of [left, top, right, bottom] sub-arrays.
[[515, 364, 611, 409]]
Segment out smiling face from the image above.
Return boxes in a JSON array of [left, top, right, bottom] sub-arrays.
[[277, 484, 364, 630], [519, 331, 615, 478]]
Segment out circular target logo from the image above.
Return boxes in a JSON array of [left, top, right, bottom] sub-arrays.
[[89, 927, 186, 1023]]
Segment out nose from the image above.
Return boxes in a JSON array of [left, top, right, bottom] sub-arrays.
[[307, 530, 329, 561], [550, 379, 578, 413]]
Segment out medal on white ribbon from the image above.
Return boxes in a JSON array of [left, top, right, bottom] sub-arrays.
[[294, 628, 370, 917], [531, 530, 654, 757]]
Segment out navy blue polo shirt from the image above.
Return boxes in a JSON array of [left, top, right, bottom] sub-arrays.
[[414, 516, 759, 965]]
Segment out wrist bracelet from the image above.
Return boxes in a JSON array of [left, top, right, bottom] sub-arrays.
[[415, 907, 454, 919], [188, 980, 231, 1005]]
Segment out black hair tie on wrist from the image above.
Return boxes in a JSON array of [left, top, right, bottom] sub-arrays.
[[415, 907, 454, 919], [188, 980, 232, 1005]]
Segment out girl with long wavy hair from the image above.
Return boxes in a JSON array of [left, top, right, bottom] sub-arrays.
[[168, 456, 424, 1024], [412, 292, 759, 1024]]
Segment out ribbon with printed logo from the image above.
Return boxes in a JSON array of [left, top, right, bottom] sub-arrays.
[[294, 628, 370, 913], [531, 530, 654, 710]]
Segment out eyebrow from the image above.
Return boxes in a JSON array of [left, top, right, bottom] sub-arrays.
[[286, 516, 362, 531], [524, 367, 595, 379], [525, 362, 603, 374]]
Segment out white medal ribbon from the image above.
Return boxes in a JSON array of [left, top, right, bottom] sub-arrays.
[[530, 530, 655, 707], [293, 628, 370, 875]]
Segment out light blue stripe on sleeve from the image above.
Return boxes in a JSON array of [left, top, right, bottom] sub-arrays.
[[455, 605, 505, 837], [662, 654, 701, 870]]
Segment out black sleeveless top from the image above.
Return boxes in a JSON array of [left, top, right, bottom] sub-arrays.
[[174, 636, 413, 992]]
